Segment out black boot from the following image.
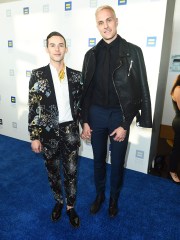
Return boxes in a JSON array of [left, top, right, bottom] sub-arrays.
[[51, 202, 63, 222], [109, 197, 118, 217], [66, 208, 80, 228], [90, 192, 105, 214]]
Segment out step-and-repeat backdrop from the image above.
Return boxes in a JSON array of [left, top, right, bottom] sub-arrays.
[[0, 0, 168, 173]]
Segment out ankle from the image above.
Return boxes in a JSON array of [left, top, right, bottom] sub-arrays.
[[170, 172, 180, 182], [67, 206, 74, 211]]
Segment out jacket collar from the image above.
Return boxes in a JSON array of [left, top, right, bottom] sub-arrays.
[[92, 35, 130, 58]]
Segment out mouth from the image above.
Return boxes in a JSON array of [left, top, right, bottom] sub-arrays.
[[104, 29, 111, 34]]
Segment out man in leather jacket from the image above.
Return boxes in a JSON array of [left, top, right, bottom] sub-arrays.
[[80, 5, 152, 218]]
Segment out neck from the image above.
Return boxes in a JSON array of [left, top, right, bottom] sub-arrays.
[[50, 61, 65, 73], [103, 34, 117, 44]]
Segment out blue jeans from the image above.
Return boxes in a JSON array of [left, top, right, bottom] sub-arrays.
[[89, 105, 129, 200]]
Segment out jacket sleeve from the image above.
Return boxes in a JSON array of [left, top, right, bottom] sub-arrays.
[[76, 74, 84, 127], [28, 70, 41, 141], [80, 51, 96, 124], [136, 48, 152, 128], [121, 116, 135, 130]]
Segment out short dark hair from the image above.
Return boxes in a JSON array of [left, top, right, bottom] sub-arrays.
[[46, 31, 66, 47]]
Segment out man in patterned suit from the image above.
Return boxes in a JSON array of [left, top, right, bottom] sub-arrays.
[[28, 31, 82, 228]]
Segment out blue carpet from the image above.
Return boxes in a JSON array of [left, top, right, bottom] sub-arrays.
[[0, 134, 179, 240]]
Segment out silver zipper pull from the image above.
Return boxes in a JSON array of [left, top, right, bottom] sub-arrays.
[[66, 126, 70, 134], [128, 60, 133, 76]]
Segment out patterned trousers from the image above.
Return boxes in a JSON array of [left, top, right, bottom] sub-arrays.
[[43, 121, 80, 206]]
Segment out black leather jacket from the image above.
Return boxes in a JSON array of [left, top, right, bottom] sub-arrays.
[[81, 35, 152, 130]]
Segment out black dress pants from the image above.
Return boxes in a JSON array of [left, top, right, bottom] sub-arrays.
[[89, 105, 129, 201]]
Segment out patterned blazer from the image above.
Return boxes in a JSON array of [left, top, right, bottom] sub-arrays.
[[28, 64, 82, 154]]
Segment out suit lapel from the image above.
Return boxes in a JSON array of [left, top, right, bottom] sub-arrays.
[[41, 64, 58, 108], [66, 67, 74, 110]]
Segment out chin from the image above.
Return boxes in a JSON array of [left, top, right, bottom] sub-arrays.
[[104, 34, 116, 41]]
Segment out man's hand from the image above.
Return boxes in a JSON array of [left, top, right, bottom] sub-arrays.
[[110, 127, 127, 142], [31, 140, 42, 153], [81, 123, 92, 140]]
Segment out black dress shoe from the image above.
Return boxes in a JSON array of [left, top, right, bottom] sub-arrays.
[[90, 193, 105, 214], [109, 197, 118, 218], [66, 208, 80, 228], [51, 202, 63, 222]]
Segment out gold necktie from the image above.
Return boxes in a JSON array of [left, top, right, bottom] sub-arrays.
[[58, 65, 65, 81]]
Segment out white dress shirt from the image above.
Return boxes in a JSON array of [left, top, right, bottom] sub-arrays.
[[50, 64, 73, 123]]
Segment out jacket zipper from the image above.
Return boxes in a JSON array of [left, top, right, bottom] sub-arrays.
[[128, 60, 133, 76], [112, 61, 126, 122]]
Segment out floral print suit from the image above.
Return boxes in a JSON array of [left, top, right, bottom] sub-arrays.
[[28, 64, 82, 206]]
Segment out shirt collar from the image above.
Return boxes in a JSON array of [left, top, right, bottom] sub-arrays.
[[49, 63, 67, 82], [101, 34, 119, 49]]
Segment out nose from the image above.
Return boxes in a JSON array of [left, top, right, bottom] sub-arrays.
[[55, 45, 60, 51], [104, 21, 108, 28]]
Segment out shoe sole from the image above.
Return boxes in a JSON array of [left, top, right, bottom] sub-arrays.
[[69, 222, 80, 228], [51, 215, 61, 222]]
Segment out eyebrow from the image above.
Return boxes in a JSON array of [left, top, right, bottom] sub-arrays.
[[49, 42, 65, 46], [97, 17, 113, 23]]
